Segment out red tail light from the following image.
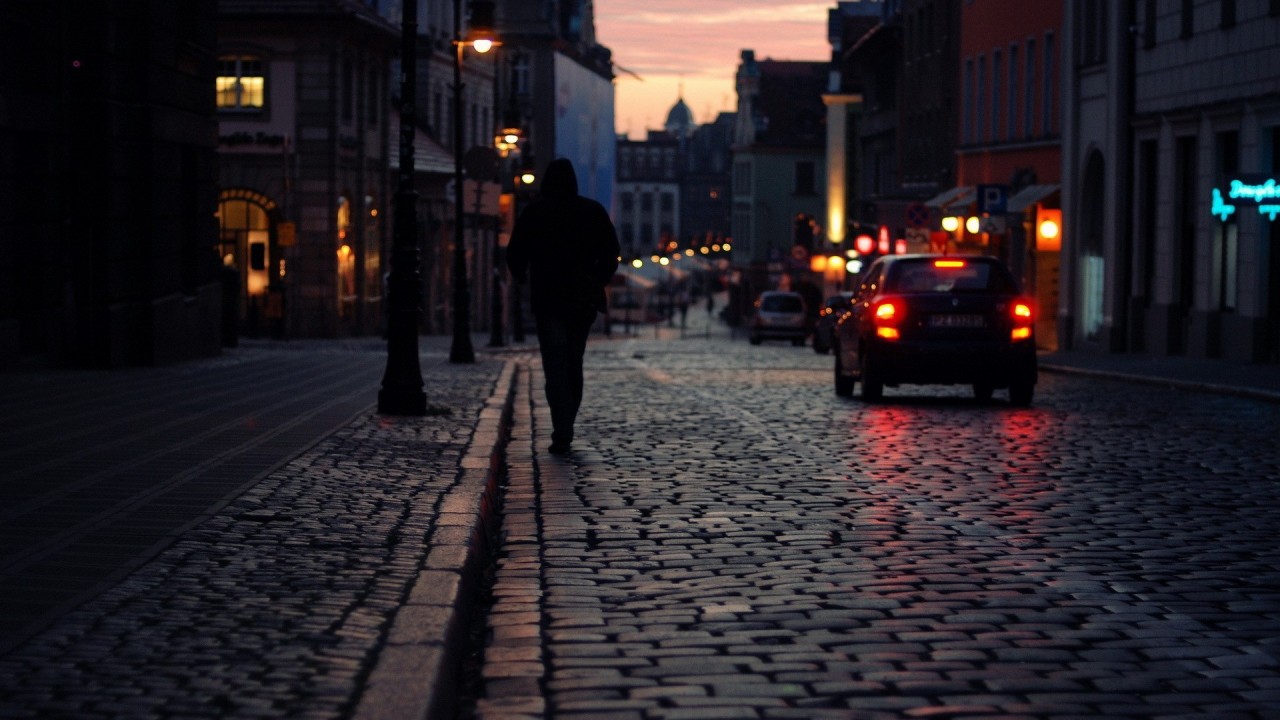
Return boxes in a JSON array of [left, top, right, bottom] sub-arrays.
[[1011, 299, 1033, 341], [873, 300, 901, 340]]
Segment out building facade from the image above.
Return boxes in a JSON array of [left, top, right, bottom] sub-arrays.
[[1062, 0, 1280, 364], [955, 0, 1064, 347], [731, 52, 830, 273], [682, 112, 737, 253], [1, 0, 223, 367], [217, 0, 400, 339], [616, 132, 681, 259], [496, 0, 615, 209]]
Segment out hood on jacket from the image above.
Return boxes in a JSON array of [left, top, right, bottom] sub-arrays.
[[540, 158, 579, 198]]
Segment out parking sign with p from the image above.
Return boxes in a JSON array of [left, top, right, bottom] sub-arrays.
[[977, 184, 1008, 215]]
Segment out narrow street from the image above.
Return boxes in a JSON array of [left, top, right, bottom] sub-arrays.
[[477, 323, 1280, 718]]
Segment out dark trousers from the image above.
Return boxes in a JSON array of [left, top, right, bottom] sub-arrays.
[[534, 310, 594, 444]]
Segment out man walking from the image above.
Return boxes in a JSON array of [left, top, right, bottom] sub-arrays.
[[507, 158, 620, 455]]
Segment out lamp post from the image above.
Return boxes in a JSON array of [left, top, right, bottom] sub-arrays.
[[377, 0, 427, 415], [449, 0, 496, 364]]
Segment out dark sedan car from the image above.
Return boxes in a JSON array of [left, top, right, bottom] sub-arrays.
[[833, 254, 1037, 405]]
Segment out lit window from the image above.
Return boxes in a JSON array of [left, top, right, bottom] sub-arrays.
[[217, 56, 265, 111]]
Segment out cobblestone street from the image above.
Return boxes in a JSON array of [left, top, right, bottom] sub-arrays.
[[479, 333, 1280, 719], [2, 325, 1279, 719]]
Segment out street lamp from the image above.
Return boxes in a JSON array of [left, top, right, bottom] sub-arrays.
[[378, 0, 427, 415], [449, 0, 497, 364]]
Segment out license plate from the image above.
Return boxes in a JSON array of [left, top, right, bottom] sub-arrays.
[[929, 314, 984, 328]]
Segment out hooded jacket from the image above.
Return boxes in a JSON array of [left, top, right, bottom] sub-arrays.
[[507, 158, 621, 317]]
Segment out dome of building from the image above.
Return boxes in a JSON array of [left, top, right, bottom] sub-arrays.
[[664, 96, 696, 138]]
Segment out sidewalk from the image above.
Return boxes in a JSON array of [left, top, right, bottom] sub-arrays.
[[1039, 349, 1280, 403], [0, 336, 525, 720]]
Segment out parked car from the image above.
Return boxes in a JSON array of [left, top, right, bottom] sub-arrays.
[[833, 254, 1037, 405], [749, 291, 809, 346], [812, 292, 853, 354]]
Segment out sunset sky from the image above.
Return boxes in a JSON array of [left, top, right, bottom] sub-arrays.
[[593, 0, 835, 139]]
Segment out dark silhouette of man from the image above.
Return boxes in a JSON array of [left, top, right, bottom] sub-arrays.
[[507, 158, 620, 455]]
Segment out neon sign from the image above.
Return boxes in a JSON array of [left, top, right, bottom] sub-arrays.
[[1211, 188, 1236, 222], [1213, 177, 1280, 222]]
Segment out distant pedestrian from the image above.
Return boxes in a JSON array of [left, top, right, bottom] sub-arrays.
[[507, 158, 620, 455]]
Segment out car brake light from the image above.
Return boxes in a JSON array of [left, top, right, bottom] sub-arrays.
[[934, 259, 966, 268], [1011, 300, 1033, 341], [873, 300, 901, 341]]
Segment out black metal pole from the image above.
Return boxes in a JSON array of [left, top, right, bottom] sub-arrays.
[[449, 0, 476, 363], [377, 0, 427, 415]]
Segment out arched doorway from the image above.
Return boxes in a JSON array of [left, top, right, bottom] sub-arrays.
[[217, 189, 280, 335], [1078, 150, 1106, 343]]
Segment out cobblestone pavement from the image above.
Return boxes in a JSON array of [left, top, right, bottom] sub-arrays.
[[0, 339, 512, 719], [479, 334, 1280, 719]]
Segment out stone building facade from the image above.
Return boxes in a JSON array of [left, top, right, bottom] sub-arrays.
[[1, 0, 222, 367]]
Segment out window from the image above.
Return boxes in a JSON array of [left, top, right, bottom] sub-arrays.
[[513, 55, 530, 96], [963, 58, 975, 143], [992, 50, 1003, 141], [1175, 136, 1199, 312], [216, 56, 265, 110], [1009, 45, 1019, 140], [977, 55, 986, 143], [1079, 0, 1107, 64], [1043, 33, 1055, 136], [368, 67, 380, 125], [795, 161, 816, 195], [1144, 0, 1157, 48], [1137, 140, 1158, 302], [1214, 131, 1240, 310], [1221, 0, 1236, 28], [1024, 39, 1036, 138], [342, 59, 354, 122]]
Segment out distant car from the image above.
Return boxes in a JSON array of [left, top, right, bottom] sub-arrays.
[[833, 254, 1037, 405], [749, 291, 809, 346], [812, 293, 853, 354]]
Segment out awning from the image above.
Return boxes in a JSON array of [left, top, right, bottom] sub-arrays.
[[923, 186, 975, 210], [387, 114, 455, 175], [1007, 184, 1061, 213]]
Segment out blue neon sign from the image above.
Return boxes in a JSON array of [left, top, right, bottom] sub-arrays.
[[1212, 177, 1280, 222]]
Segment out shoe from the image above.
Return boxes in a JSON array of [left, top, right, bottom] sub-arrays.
[[548, 440, 572, 455]]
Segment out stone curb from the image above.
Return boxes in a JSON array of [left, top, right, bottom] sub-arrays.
[[1039, 362, 1280, 404], [353, 360, 519, 720]]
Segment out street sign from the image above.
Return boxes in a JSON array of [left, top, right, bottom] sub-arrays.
[[905, 202, 929, 228], [977, 184, 1009, 214], [979, 216, 1007, 234]]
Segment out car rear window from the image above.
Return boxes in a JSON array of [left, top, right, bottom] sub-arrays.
[[886, 260, 1015, 294], [761, 295, 803, 313]]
